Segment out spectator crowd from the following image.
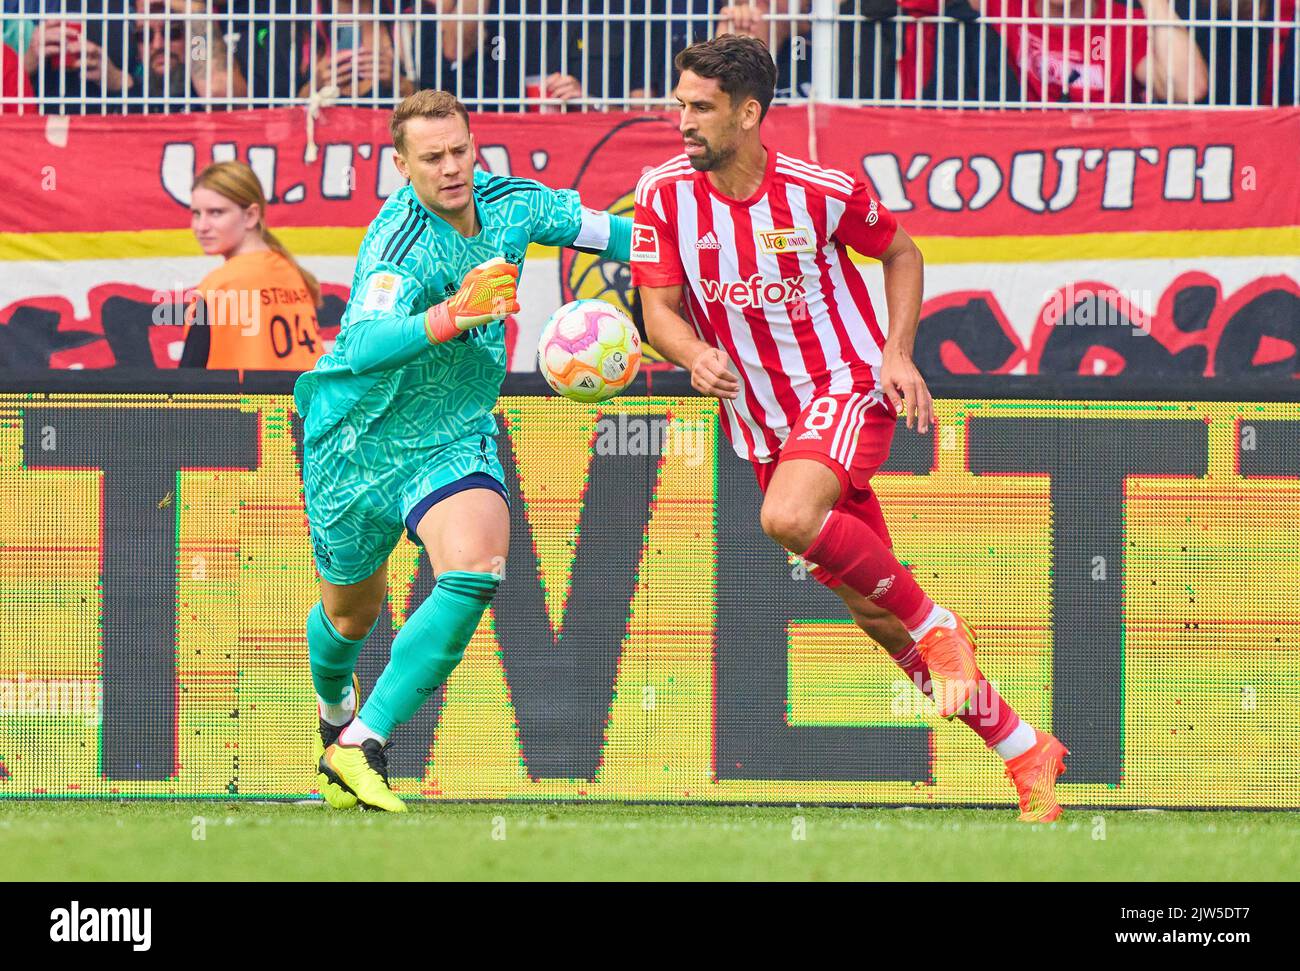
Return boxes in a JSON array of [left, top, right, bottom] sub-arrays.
[[0, 0, 1295, 112]]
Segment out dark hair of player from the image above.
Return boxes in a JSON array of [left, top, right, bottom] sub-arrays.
[[673, 34, 779, 120], [390, 89, 472, 155]]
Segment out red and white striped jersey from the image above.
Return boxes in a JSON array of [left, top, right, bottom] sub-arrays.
[[631, 147, 898, 462]]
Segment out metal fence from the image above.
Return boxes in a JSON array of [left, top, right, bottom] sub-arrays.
[[1, 0, 1296, 114]]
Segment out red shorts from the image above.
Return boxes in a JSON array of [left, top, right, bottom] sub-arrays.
[[752, 392, 897, 588]]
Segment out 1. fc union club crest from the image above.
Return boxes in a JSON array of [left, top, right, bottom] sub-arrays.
[[755, 227, 815, 255]]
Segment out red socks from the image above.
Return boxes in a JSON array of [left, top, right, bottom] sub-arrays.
[[890, 643, 1020, 747], [803, 510, 932, 623], [803, 510, 1021, 746]]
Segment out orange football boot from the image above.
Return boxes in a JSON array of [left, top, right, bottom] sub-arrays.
[[1004, 729, 1070, 822], [914, 612, 983, 718]]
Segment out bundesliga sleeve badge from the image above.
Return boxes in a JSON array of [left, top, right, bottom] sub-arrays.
[[630, 223, 660, 263], [360, 272, 402, 312]]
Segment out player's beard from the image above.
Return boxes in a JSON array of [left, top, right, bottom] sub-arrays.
[[683, 135, 735, 172]]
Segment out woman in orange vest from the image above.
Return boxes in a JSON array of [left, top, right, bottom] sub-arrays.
[[181, 161, 324, 371]]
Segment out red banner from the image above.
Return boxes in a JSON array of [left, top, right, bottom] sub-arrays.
[[0, 106, 1296, 377], [0, 106, 1295, 235], [813, 105, 1300, 236]]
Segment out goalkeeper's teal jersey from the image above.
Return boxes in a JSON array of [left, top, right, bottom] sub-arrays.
[[294, 171, 598, 449]]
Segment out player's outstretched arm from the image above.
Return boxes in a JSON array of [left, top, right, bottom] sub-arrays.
[[876, 225, 933, 434], [566, 208, 634, 262], [343, 258, 519, 374], [517, 177, 634, 261], [639, 284, 739, 400]]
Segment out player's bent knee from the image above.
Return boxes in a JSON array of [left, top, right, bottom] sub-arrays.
[[326, 602, 383, 641], [759, 498, 823, 553]]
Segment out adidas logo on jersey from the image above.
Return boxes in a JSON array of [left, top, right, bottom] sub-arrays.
[[696, 231, 721, 250], [869, 575, 896, 601], [796, 429, 822, 441]]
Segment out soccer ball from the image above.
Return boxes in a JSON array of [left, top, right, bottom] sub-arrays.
[[537, 299, 642, 403]]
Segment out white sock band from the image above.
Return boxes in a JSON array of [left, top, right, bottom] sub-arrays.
[[906, 604, 956, 642], [340, 716, 386, 747], [995, 720, 1037, 761], [318, 683, 356, 727]]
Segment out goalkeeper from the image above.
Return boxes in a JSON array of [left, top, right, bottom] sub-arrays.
[[294, 90, 633, 812]]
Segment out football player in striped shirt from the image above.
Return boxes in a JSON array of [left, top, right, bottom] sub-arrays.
[[633, 35, 1068, 822]]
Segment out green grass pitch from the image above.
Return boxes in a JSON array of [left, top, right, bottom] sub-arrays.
[[3, 802, 1299, 881]]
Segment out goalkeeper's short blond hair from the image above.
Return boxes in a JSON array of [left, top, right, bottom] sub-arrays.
[[390, 90, 471, 155]]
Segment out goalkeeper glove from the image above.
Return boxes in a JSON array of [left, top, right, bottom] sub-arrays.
[[424, 257, 521, 344]]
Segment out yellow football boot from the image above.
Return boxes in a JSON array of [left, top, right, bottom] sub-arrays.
[[313, 673, 361, 810], [320, 738, 407, 814]]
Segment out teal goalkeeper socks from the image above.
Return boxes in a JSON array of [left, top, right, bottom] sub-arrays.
[[307, 601, 376, 704], [359, 571, 500, 739]]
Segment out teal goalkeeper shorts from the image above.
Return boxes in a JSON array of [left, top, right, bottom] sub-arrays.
[[302, 425, 507, 586]]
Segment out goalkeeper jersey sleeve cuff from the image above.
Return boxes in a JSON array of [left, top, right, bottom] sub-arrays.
[[570, 208, 633, 263], [600, 214, 633, 263]]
